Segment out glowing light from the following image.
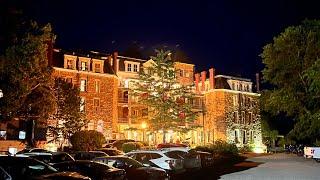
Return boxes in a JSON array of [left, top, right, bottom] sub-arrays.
[[253, 147, 264, 153], [141, 122, 147, 129]]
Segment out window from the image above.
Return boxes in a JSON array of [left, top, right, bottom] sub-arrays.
[[250, 131, 254, 143], [80, 79, 87, 92], [133, 64, 138, 72], [88, 121, 94, 130], [241, 111, 245, 124], [80, 97, 85, 112], [127, 64, 132, 72], [67, 60, 73, 69], [95, 80, 100, 93], [185, 72, 190, 77], [249, 112, 253, 124], [95, 63, 101, 73], [234, 111, 239, 123], [133, 110, 139, 116], [81, 61, 88, 71], [179, 70, 184, 77], [94, 98, 100, 112], [234, 129, 239, 143], [142, 108, 148, 117], [233, 95, 238, 106]]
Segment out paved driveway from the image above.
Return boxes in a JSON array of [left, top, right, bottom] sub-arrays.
[[220, 153, 320, 180]]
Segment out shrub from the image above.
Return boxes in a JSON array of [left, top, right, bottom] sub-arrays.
[[194, 140, 239, 156], [70, 130, 105, 151], [122, 142, 144, 153]]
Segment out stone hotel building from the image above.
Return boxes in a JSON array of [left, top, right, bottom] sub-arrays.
[[48, 49, 263, 148]]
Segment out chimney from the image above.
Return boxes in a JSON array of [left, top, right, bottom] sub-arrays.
[[112, 52, 118, 74], [209, 68, 215, 90], [195, 73, 200, 92], [256, 73, 260, 92], [201, 71, 206, 91]]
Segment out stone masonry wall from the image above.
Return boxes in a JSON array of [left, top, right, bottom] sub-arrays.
[[52, 68, 118, 137]]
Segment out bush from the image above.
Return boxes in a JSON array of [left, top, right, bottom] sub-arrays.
[[194, 140, 239, 156], [122, 142, 144, 153], [70, 130, 105, 151]]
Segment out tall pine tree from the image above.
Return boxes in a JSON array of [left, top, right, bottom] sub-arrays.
[[133, 50, 197, 143]]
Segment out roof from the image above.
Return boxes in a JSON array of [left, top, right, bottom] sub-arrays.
[[51, 49, 115, 75], [117, 55, 147, 72]]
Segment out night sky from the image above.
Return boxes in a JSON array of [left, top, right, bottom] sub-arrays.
[[22, 0, 320, 79]]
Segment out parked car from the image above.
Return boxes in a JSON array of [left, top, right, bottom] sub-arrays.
[[96, 148, 125, 156], [157, 143, 188, 149], [0, 155, 90, 179], [17, 148, 51, 154], [93, 156, 169, 180], [112, 140, 135, 150], [126, 150, 185, 174], [23, 152, 75, 165], [53, 160, 126, 180], [194, 151, 214, 168], [160, 148, 201, 170], [73, 151, 108, 160]]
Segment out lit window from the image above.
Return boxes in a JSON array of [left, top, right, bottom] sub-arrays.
[[95, 63, 101, 73], [88, 121, 94, 130], [95, 80, 100, 93], [80, 79, 87, 92], [133, 64, 138, 72], [185, 72, 189, 77], [127, 64, 132, 72], [81, 61, 88, 71], [67, 60, 73, 69], [80, 97, 85, 112]]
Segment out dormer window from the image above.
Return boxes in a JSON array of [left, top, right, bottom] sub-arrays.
[[133, 64, 138, 72], [67, 60, 74, 69], [81, 61, 88, 71], [95, 63, 101, 73], [128, 64, 132, 72]]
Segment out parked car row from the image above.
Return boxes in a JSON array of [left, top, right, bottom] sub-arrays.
[[2, 143, 215, 180]]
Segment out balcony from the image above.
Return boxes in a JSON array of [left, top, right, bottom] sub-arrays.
[[118, 117, 129, 123], [118, 98, 128, 104]]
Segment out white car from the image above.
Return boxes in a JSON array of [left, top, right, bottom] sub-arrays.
[[126, 150, 185, 174]]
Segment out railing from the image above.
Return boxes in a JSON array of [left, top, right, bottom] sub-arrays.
[[118, 98, 128, 103], [118, 117, 129, 123]]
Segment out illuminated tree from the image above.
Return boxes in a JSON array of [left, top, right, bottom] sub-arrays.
[[48, 78, 87, 147], [133, 49, 197, 143]]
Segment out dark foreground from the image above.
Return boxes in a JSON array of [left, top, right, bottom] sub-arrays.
[[173, 153, 262, 180]]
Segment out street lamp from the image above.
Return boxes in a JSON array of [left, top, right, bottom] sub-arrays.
[[0, 89, 3, 98], [141, 122, 147, 142]]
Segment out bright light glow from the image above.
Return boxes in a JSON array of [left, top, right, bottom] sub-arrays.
[[168, 130, 173, 134], [141, 122, 147, 129], [0, 89, 3, 98], [253, 146, 264, 154]]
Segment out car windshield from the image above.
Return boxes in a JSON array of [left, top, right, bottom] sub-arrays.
[[164, 151, 187, 159], [0, 157, 57, 178], [123, 158, 144, 168], [52, 153, 74, 163]]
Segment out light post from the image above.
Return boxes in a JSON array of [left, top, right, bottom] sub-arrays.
[[141, 122, 147, 142]]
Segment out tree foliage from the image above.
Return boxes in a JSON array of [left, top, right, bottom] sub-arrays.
[[132, 49, 197, 137], [48, 78, 87, 144], [70, 130, 105, 151], [261, 19, 320, 143], [0, 21, 56, 122]]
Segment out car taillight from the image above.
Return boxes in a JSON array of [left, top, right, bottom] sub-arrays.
[[165, 159, 175, 168]]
